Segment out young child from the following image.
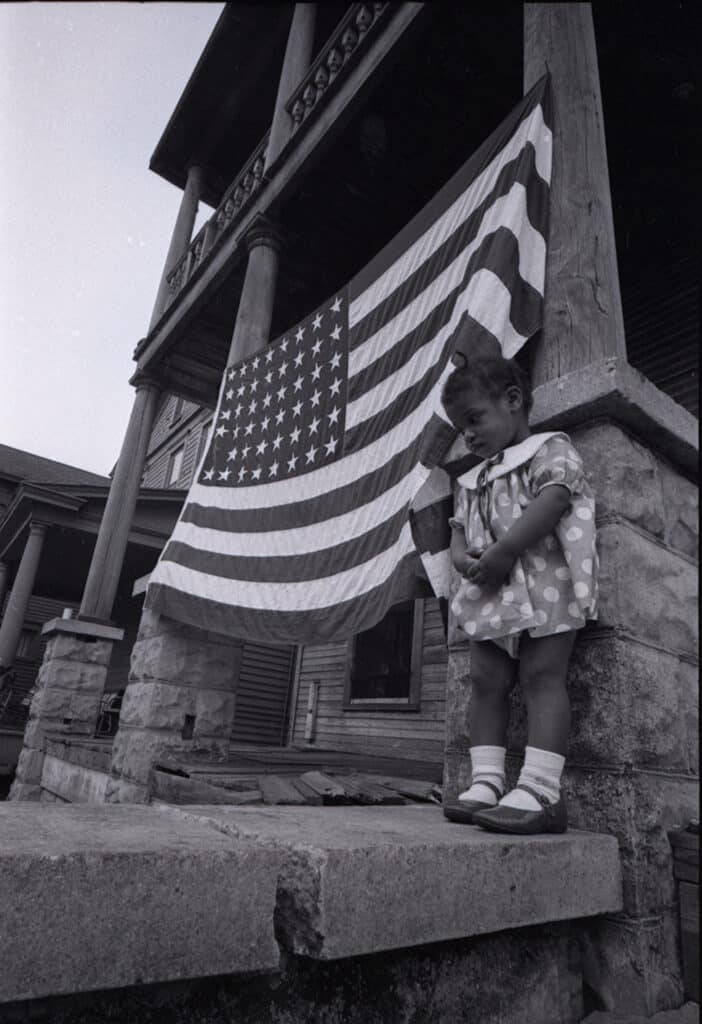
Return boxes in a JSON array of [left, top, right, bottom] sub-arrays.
[[441, 354, 598, 834]]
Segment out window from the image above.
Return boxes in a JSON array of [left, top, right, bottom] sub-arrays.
[[344, 600, 424, 711], [169, 395, 185, 425], [16, 629, 39, 660], [166, 445, 185, 486], [196, 419, 213, 468]]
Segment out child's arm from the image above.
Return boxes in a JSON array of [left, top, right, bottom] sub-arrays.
[[450, 522, 479, 578], [466, 485, 571, 586]]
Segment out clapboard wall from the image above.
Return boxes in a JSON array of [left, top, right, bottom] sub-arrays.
[[289, 598, 448, 765]]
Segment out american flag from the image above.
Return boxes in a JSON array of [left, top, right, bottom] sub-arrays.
[[146, 76, 552, 644]]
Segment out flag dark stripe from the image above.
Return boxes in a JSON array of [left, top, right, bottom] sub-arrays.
[[146, 550, 427, 646], [410, 496, 453, 557], [345, 337, 454, 455], [181, 438, 424, 533], [349, 145, 549, 352], [348, 226, 544, 407], [163, 504, 411, 584], [349, 77, 550, 303]]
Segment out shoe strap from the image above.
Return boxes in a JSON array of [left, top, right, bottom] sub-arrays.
[[514, 783, 555, 812], [471, 779, 503, 800]]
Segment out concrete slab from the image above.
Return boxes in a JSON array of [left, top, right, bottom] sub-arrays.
[[0, 804, 281, 1003], [40, 753, 110, 803], [167, 804, 623, 960]]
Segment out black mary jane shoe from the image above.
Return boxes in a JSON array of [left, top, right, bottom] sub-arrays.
[[443, 780, 503, 825], [471, 784, 568, 835]]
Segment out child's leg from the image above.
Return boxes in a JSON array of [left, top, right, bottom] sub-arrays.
[[458, 640, 515, 806], [499, 631, 576, 812]]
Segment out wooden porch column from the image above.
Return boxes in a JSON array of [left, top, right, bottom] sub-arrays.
[[0, 523, 47, 670], [265, 3, 317, 170], [524, 3, 626, 386], [79, 374, 160, 623], [227, 219, 283, 364], [148, 163, 205, 331]]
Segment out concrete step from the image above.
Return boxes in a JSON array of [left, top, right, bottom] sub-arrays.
[[1, 802, 622, 1004]]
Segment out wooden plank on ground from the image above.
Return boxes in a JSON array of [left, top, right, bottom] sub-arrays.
[[258, 774, 308, 805], [332, 774, 406, 805], [298, 771, 348, 802], [288, 777, 324, 805], [370, 776, 441, 802], [149, 769, 262, 806]]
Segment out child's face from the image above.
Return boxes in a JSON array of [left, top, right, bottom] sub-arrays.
[[446, 386, 527, 457]]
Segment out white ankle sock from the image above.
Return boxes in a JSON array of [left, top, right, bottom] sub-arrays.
[[499, 746, 565, 811], [458, 745, 506, 806]]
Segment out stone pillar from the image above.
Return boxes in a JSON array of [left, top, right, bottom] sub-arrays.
[[110, 221, 284, 802], [0, 561, 8, 614], [227, 218, 283, 364], [80, 373, 160, 623], [266, 3, 317, 170], [148, 163, 205, 331], [9, 618, 124, 801], [107, 608, 242, 803], [0, 522, 47, 671]]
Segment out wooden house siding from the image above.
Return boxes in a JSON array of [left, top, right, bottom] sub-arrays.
[[289, 599, 448, 764], [142, 394, 210, 489]]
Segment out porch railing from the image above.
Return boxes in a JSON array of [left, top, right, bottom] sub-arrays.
[[161, 3, 396, 314]]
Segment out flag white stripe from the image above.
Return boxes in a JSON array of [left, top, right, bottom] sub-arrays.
[[169, 464, 431, 557], [348, 183, 545, 380], [152, 522, 418, 612], [347, 265, 526, 430], [349, 106, 551, 326]]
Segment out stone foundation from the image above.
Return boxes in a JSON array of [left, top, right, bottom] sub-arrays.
[[106, 608, 242, 802], [9, 619, 123, 802], [443, 417, 699, 1017]]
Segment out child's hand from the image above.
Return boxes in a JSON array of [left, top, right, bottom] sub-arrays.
[[452, 550, 480, 578], [465, 542, 515, 587]]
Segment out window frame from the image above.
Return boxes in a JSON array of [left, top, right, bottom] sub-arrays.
[[196, 418, 213, 468], [342, 599, 425, 713], [169, 395, 185, 426], [166, 444, 185, 486]]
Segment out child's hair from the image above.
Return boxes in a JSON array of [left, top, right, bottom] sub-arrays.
[[442, 355, 533, 413]]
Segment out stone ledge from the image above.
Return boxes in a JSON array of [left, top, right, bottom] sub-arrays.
[[0, 805, 282, 1003], [531, 358, 698, 476], [164, 804, 623, 961], [41, 618, 125, 643]]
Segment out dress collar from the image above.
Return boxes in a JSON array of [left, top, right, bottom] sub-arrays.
[[456, 432, 567, 489]]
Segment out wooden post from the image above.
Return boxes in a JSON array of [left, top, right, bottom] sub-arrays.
[[227, 218, 283, 365], [148, 163, 204, 331], [79, 374, 160, 622], [0, 561, 8, 615], [0, 523, 47, 669], [524, 3, 626, 385], [266, 4, 317, 170]]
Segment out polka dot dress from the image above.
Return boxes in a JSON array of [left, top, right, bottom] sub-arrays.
[[450, 432, 598, 658]]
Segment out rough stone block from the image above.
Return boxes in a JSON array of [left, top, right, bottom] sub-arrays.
[[658, 458, 699, 559], [597, 524, 698, 656], [37, 657, 108, 694], [561, 635, 694, 772], [7, 781, 42, 802], [43, 633, 113, 667], [0, 804, 282, 1001], [564, 768, 698, 917], [175, 805, 622, 961], [137, 607, 211, 643], [14, 747, 45, 786], [444, 645, 472, 750], [18, 717, 45, 751], [110, 727, 229, 786], [31, 688, 102, 725], [41, 754, 111, 804], [119, 681, 197, 731], [574, 423, 667, 537], [104, 776, 150, 805], [579, 909, 683, 1016], [129, 634, 241, 690]]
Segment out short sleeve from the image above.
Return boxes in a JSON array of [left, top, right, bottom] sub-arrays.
[[528, 436, 586, 497]]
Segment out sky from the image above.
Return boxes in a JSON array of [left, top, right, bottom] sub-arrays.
[[0, 2, 225, 475]]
